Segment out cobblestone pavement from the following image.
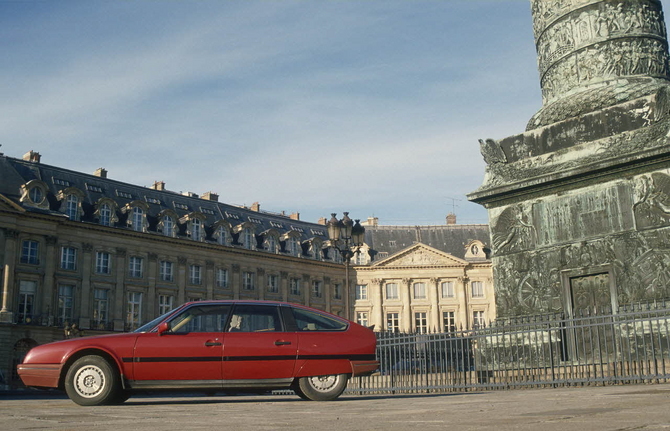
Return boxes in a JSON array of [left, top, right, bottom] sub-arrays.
[[2, 384, 670, 431]]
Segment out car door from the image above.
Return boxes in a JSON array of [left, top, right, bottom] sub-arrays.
[[222, 304, 297, 381], [132, 304, 231, 385]]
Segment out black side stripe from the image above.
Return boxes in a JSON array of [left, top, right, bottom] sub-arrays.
[[122, 354, 376, 363]]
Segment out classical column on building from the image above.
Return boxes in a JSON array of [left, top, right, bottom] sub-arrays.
[[112, 247, 127, 331], [324, 276, 332, 313], [231, 264, 240, 300], [280, 271, 289, 302], [430, 277, 440, 332], [0, 228, 19, 322], [256, 267, 265, 300], [205, 260, 215, 300], [371, 278, 384, 331], [177, 256, 188, 304], [147, 253, 158, 316], [459, 276, 470, 330], [302, 274, 311, 307], [401, 278, 412, 332], [42, 235, 58, 323], [78, 242, 94, 329]]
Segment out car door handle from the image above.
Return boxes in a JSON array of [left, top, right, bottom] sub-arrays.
[[274, 341, 292, 346], [204, 341, 222, 347]]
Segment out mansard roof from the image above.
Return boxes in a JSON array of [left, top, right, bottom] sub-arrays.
[[0, 154, 329, 243], [364, 223, 490, 261]]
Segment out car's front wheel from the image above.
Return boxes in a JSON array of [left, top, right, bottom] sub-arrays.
[[64, 355, 122, 406], [296, 374, 348, 401]]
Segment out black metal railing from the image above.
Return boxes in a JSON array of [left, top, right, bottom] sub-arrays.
[[350, 305, 670, 394]]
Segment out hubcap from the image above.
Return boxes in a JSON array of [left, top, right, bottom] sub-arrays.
[[73, 365, 105, 398], [307, 375, 340, 393]]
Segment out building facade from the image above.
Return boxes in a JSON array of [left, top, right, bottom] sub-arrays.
[[0, 152, 350, 388], [469, 0, 670, 318], [352, 218, 494, 332]]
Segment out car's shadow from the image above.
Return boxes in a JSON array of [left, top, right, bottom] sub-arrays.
[[122, 391, 484, 406]]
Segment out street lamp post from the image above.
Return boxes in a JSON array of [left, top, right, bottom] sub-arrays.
[[326, 213, 365, 320]]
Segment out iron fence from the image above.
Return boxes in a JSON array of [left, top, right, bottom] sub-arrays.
[[350, 305, 670, 394]]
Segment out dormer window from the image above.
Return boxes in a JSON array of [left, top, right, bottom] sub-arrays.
[[94, 198, 118, 227], [29, 187, 43, 204], [123, 201, 149, 232], [242, 227, 255, 250], [20, 180, 49, 209], [157, 209, 178, 238], [191, 218, 203, 241], [66, 195, 79, 220], [310, 241, 323, 261], [99, 204, 112, 226], [265, 235, 278, 253], [287, 237, 300, 256], [214, 224, 231, 246], [131, 207, 145, 232]]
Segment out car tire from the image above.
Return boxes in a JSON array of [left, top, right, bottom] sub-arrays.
[[64, 355, 122, 406], [296, 374, 348, 401]]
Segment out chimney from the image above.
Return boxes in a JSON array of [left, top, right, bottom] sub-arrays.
[[317, 217, 327, 225], [289, 212, 300, 220], [250, 202, 260, 212], [151, 181, 165, 191], [362, 217, 379, 227], [94, 168, 107, 178], [23, 151, 41, 163], [446, 213, 457, 225], [202, 191, 219, 202]]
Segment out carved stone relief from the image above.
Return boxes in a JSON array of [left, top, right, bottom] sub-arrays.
[[633, 171, 670, 229], [531, 0, 669, 104]]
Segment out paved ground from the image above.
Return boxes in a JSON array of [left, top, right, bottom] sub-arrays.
[[2, 384, 670, 430]]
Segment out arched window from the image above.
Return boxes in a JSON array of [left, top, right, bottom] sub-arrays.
[[99, 203, 112, 226], [66, 195, 79, 220], [131, 206, 145, 232]]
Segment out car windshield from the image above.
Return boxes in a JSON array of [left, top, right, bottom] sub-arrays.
[[133, 310, 175, 333]]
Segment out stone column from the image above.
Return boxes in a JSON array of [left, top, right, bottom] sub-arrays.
[[147, 253, 158, 316], [256, 268, 265, 300], [401, 278, 412, 332], [231, 264, 240, 300], [371, 278, 383, 331], [177, 257, 187, 304], [0, 228, 18, 322], [113, 248, 127, 331], [430, 277, 440, 332], [324, 276, 332, 313], [78, 243, 93, 329], [280, 271, 288, 302], [205, 261, 215, 300], [42, 235, 58, 323], [459, 276, 470, 330], [302, 274, 311, 307]]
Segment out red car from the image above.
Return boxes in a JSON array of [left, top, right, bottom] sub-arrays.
[[17, 300, 379, 406]]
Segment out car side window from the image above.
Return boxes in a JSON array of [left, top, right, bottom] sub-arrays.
[[292, 308, 348, 331], [169, 305, 231, 333], [227, 305, 282, 332]]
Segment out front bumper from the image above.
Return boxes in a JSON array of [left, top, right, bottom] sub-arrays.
[[17, 364, 62, 388], [351, 360, 380, 377]]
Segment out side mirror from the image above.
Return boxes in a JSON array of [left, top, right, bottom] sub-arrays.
[[157, 321, 170, 336]]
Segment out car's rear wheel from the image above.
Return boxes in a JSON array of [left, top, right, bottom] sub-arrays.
[[296, 374, 348, 401], [64, 355, 122, 406]]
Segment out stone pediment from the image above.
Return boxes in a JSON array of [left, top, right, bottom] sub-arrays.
[[372, 243, 467, 268]]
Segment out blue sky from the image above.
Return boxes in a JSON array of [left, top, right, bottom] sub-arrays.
[[2, 1, 664, 226]]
